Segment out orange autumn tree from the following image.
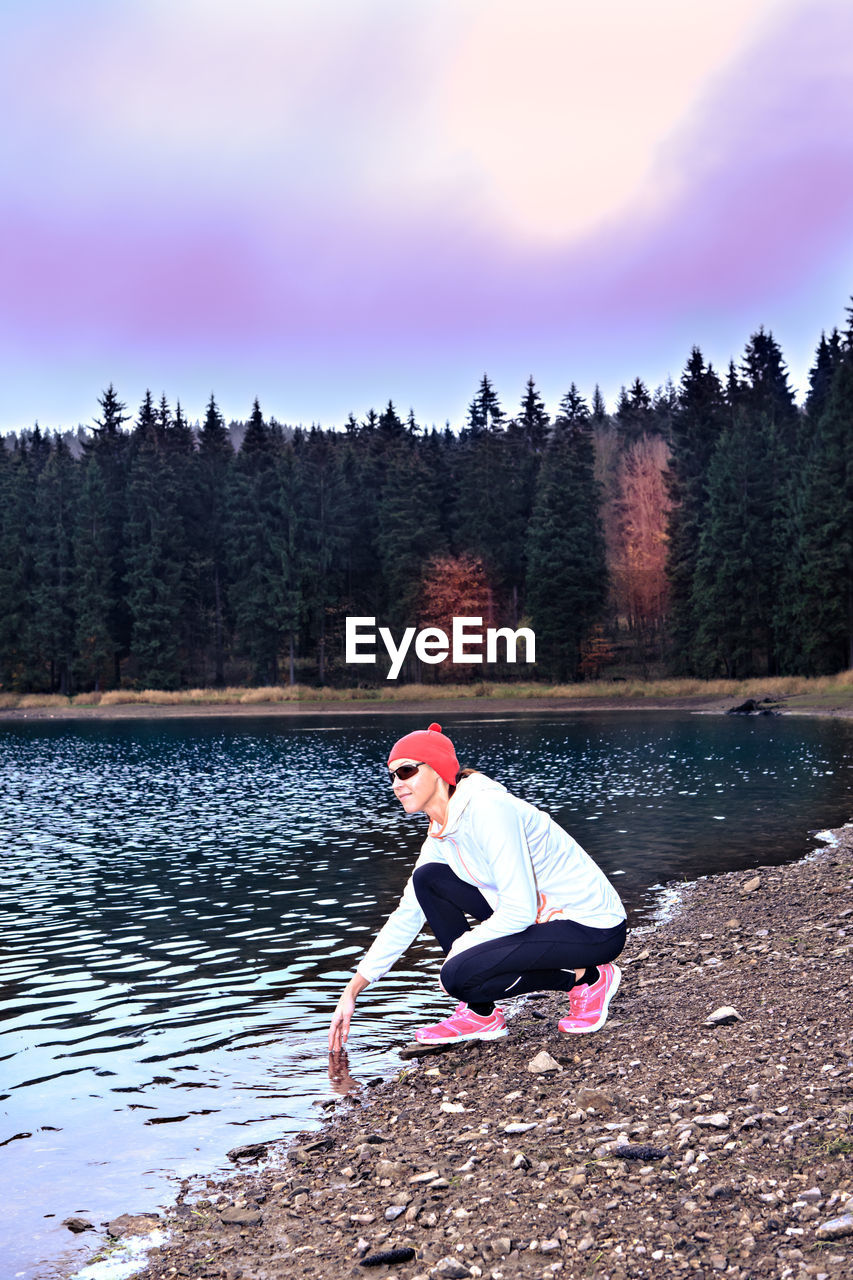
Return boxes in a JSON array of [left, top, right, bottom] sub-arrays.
[[609, 435, 672, 650], [417, 553, 495, 681]]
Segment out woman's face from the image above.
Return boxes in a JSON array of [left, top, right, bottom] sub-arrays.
[[388, 758, 447, 818]]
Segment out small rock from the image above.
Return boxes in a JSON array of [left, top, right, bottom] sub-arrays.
[[106, 1213, 161, 1237], [440, 1101, 466, 1113], [816, 1214, 853, 1240], [525, 1044, 558, 1075], [710, 1254, 728, 1271], [503, 1122, 537, 1134], [384, 1204, 406, 1221], [430, 1257, 471, 1279], [613, 1143, 669, 1161], [361, 1247, 418, 1267], [577, 1234, 595, 1251], [694, 1112, 730, 1129], [705, 1005, 742, 1026], [487, 1237, 512, 1257], [220, 1207, 262, 1225], [576, 1085, 620, 1113], [740, 876, 761, 894], [62, 1217, 94, 1233], [227, 1141, 269, 1162], [511, 1151, 530, 1170], [540, 1238, 560, 1253], [351, 1212, 377, 1225], [409, 1170, 441, 1184], [528, 1050, 562, 1074]]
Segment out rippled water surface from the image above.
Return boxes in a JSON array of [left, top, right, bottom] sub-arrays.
[[2, 711, 851, 1278]]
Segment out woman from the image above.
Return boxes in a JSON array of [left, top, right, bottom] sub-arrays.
[[328, 723, 626, 1051]]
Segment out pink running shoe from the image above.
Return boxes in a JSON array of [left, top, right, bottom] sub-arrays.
[[414, 1002, 507, 1044], [558, 963, 621, 1035]]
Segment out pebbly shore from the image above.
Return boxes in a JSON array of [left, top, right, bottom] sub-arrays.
[[112, 825, 853, 1280]]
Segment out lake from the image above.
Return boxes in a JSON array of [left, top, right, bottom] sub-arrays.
[[1, 711, 851, 1279]]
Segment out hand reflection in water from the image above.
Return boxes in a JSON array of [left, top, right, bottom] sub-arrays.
[[328, 1047, 360, 1096]]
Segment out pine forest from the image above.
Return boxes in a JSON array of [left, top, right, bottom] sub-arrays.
[[1, 321, 851, 694]]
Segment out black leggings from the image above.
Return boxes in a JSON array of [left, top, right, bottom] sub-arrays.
[[412, 862, 626, 1007]]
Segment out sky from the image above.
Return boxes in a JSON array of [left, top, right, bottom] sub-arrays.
[[1, 0, 852, 434]]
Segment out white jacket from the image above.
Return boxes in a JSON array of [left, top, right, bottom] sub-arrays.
[[357, 772, 625, 984]]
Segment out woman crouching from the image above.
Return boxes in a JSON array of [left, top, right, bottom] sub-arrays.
[[328, 723, 626, 1051]]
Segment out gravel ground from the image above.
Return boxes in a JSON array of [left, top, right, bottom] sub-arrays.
[[121, 824, 853, 1280]]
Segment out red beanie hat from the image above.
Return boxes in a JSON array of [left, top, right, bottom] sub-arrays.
[[388, 722, 460, 786]]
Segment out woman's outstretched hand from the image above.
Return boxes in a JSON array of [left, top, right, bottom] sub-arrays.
[[328, 972, 369, 1053]]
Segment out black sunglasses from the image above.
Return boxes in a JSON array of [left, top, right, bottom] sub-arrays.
[[388, 761, 426, 782]]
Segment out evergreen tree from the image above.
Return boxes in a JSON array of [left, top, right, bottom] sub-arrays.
[[336, 431, 380, 619], [131, 390, 157, 449], [591, 385, 608, 425], [455, 423, 522, 615], [739, 327, 798, 433], [227, 400, 285, 683], [467, 374, 506, 433], [26, 424, 52, 476], [377, 433, 449, 639], [377, 399, 406, 439], [504, 377, 549, 608], [615, 378, 654, 444], [0, 441, 36, 688], [156, 392, 171, 443], [83, 384, 132, 683], [511, 376, 550, 452], [241, 397, 270, 455], [784, 336, 853, 672], [295, 428, 349, 682], [455, 375, 528, 618], [804, 330, 842, 423], [525, 386, 607, 680], [691, 411, 784, 677], [665, 348, 727, 672], [197, 395, 233, 684], [275, 439, 304, 685], [74, 454, 115, 690], [167, 400, 196, 455], [124, 422, 187, 689], [31, 436, 79, 693], [651, 378, 678, 440]]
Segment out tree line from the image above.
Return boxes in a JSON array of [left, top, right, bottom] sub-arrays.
[[1, 316, 851, 693]]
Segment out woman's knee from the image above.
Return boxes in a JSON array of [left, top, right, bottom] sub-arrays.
[[440, 952, 477, 1001], [413, 862, 459, 898]]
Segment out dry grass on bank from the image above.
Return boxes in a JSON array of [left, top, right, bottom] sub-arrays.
[[1, 669, 852, 713]]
